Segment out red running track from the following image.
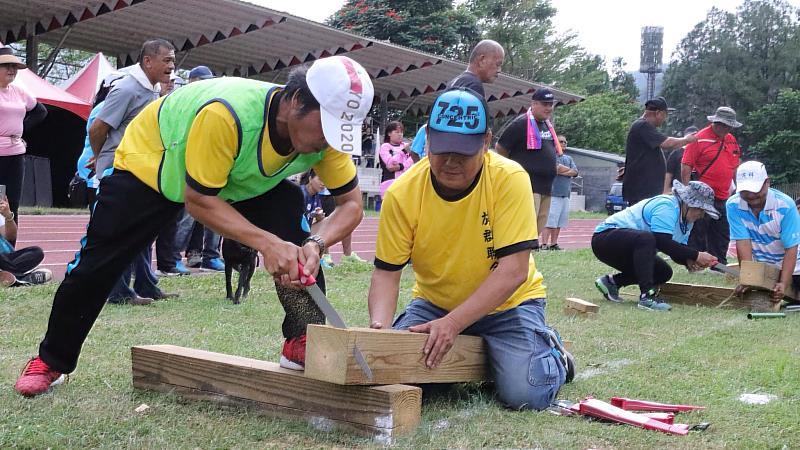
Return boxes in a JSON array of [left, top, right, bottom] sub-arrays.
[[16, 215, 603, 281]]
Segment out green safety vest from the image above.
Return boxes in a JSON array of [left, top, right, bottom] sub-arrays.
[[157, 77, 325, 202]]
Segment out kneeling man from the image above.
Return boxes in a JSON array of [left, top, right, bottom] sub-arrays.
[[367, 88, 573, 410]]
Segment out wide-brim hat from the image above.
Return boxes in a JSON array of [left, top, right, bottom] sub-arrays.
[[672, 180, 720, 220], [707, 106, 742, 128], [0, 46, 26, 69]]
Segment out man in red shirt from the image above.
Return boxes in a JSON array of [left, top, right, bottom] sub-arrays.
[[680, 106, 742, 265]]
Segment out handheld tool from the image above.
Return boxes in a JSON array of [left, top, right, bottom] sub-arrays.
[[298, 262, 373, 380], [712, 263, 740, 277]]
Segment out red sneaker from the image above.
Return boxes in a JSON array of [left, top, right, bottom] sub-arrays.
[[14, 357, 66, 397], [279, 335, 306, 371]]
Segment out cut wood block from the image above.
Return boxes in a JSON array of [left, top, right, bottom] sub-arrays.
[[563, 305, 597, 318], [739, 261, 797, 300], [660, 282, 777, 311], [565, 297, 600, 313], [304, 325, 488, 385], [131, 345, 421, 439]]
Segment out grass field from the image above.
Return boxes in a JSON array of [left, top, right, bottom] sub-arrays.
[[2, 250, 798, 448]]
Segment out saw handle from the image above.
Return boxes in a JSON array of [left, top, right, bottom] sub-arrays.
[[297, 262, 316, 286]]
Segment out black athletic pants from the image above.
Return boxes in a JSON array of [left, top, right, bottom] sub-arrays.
[[0, 154, 24, 227], [688, 198, 729, 265], [591, 228, 673, 294], [0, 246, 44, 276], [38, 171, 324, 373]]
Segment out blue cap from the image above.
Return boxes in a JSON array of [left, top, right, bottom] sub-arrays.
[[188, 65, 214, 80], [427, 88, 489, 156]]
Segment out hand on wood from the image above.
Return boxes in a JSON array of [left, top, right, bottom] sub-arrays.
[[772, 281, 785, 300], [409, 316, 461, 369]]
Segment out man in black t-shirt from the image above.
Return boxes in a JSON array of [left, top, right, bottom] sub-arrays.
[[448, 40, 504, 98], [663, 126, 699, 194], [496, 88, 560, 243], [622, 97, 697, 205]]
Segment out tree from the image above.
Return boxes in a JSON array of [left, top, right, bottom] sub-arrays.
[[742, 89, 800, 183], [610, 57, 638, 100], [661, 0, 800, 132], [554, 91, 641, 154], [327, 1, 479, 59], [466, 0, 582, 83]]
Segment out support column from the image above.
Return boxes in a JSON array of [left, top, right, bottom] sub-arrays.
[[25, 36, 38, 74]]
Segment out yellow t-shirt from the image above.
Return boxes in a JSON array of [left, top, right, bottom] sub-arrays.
[[375, 151, 546, 313], [114, 97, 356, 196]]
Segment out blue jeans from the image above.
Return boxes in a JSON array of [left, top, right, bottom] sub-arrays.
[[108, 245, 161, 300], [393, 298, 566, 410], [178, 213, 221, 263]]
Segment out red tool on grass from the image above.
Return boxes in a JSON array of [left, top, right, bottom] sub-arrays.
[[610, 396, 706, 412]]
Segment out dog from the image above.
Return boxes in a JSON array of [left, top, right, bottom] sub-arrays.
[[221, 238, 258, 304]]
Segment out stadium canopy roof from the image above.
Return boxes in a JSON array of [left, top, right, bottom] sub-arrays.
[[1, 0, 583, 117]]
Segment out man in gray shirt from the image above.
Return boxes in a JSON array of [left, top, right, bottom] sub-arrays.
[[87, 38, 176, 304], [541, 135, 578, 250]]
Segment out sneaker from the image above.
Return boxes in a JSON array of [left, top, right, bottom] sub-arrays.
[[321, 253, 335, 267], [279, 335, 306, 370], [342, 252, 368, 264], [14, 356, 66, 397], [638, 289, 672, 311], [544, 327, 576, 384], [1, 270, 16, 287], [186, 251, 202, 269], [548, 244, 562, 251], [156, 262, 190, 277], [200, 257, 225, 272], [17, 268, 53, 285], [595, 275, 623, 303]]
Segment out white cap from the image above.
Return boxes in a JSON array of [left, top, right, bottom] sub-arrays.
[[307, 56, 374, 155], [736, 161, 768, 193]]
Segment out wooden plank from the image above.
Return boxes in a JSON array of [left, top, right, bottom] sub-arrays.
[[563, 305, 597, 318], [739, 261, 797, 300], [304, 325, 488, 386], [565, 297, 600, 313], [131, 345, 421, 439], [660, 282, 745, 309]]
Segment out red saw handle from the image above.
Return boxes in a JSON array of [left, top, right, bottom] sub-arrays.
[[297, 262, 316, 286]]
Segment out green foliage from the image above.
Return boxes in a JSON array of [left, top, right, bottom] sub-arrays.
[[743, 89, 800, 183], [327, 0, 480, 59], [662, 0, 800, 132], [555, 91, 641, 153], [610, 57, 639, 100]]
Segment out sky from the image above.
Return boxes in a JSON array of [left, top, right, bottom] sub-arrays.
[[248, 0, 800, 70]]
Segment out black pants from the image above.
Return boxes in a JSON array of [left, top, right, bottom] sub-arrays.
[[0, 154, 24, 226], [688, 199, 729, 264], [38, 172, 323, 373], [592, 228, 673, 294], [0, 246, 44, 276], [155, 207, 182, 271]]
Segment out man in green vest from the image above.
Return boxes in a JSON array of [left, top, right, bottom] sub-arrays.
[[15, 56, 374, 397]]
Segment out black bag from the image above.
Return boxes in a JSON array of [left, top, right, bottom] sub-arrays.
[[67, 173, 89, 208]]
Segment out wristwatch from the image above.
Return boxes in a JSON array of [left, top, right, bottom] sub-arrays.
[[301, 234, 326, 257], [3, 212, 13, 221]]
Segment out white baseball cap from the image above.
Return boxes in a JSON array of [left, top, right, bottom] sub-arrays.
[[307, 56, 374, 155], [736, 161, 769, 193]]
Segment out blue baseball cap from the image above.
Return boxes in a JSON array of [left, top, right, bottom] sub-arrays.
[[427, 88, 489, 156], [188, 65, 214, 80]]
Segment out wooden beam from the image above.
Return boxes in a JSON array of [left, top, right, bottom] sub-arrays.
[[739, 261, 797, 300], [563, 305, 597, 318], [304, 325, 488, 386], [660, 282, 740, 308], [565, 298, 600, 313], [131, 345, 421, 439]]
